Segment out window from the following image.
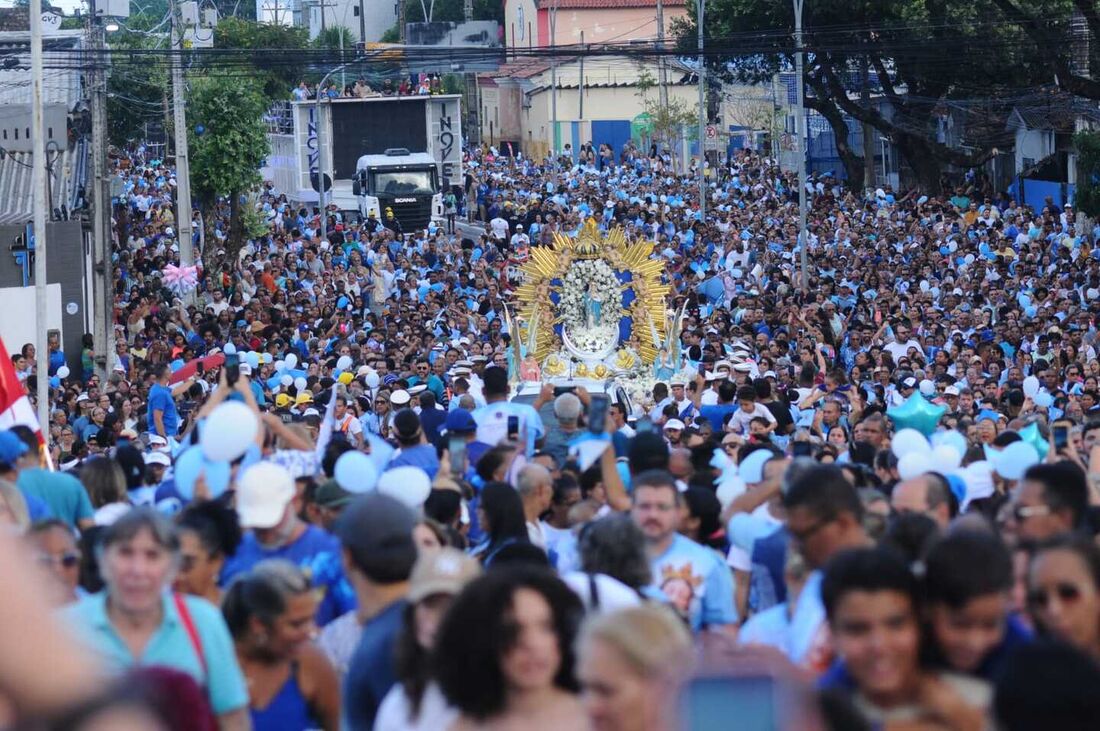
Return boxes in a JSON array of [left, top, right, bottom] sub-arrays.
[[353, 5, 359, 15]]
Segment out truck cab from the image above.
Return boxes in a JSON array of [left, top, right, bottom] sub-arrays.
[[353, 148, 443, 231]]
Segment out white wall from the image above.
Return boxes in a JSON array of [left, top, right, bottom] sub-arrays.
[[0, 284, 63, 353]]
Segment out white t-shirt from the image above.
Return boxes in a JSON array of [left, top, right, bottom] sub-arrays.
[[727, 403, 777, 436], [374, 682, 458, 731], [490, 217, 509, 240], [884, 338, 922, 362]]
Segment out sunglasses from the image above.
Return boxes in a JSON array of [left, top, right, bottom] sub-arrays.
[[1013, 504, 1051, 522], [1028, 582, 1082, 609], [38, 552, 80, 569]]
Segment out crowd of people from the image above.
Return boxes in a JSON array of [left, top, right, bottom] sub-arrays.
[[3, 139, 1100, 730]]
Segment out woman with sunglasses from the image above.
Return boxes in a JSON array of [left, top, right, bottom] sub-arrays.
[[1027, 535, 1100, 660], [27, 519, 83, 605]]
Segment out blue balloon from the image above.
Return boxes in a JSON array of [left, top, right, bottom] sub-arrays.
[[363, 432, 395, 473], [245, 351, 260, 369], [1033, 391, 1054, 408], [173, 447, 230, 501], [170, 358, 185, 373], [887, 392, 946, 436], [1018, 421, 1050, 459]]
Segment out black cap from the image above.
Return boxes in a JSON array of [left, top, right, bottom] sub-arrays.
[[333, 493, 417, 584], [114, 445, 147, 491], [393, 409, 421, 440]]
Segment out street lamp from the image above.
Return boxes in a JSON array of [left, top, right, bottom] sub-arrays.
[[696, 0, 706, 222], [793, 0, 808, 294]]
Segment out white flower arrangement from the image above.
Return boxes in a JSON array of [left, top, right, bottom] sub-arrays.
[[560, 258, 621, 337], [573, 323, 620, 352]]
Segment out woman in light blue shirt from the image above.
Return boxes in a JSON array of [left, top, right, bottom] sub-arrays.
[[64, 508, 249, 730]]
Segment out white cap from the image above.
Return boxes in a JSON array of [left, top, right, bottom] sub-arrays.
[[408, 384, 427, 396], [239, 363, 253, 376], [944, 386, 960, 396], [236, 462, 295, 529], [391, 389, 411, 406], [143, 452, 171, 467], [664, 419, 685, 431], [376, 466, 432, 509]]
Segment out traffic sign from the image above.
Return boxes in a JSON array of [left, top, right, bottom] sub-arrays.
[[705, 125, 717, 139]]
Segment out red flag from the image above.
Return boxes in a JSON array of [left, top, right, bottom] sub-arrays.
[[169, 352, 225, 385], [0, 336, 42, 436]]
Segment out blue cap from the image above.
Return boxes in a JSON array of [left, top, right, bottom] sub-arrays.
[[444, 409, 478, 434], [0, 431, 29, 466]]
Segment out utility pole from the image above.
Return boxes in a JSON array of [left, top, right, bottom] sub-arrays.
[[88, 0, 112, 379], [656, 0, 668, 110], [793, 0, 808, 294], [696, 0, 705, 221], [578, 30, 584, 120], [170, 0, 195, 304], [549, 0, 558, 158], [31, 0, 49, 432]]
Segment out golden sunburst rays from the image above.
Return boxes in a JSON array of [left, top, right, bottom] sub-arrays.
[[513, 219, 668, 363]]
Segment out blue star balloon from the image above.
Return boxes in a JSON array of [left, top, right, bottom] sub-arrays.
[[887, 392, 946, 437], [1018, 421, 1050, 459]]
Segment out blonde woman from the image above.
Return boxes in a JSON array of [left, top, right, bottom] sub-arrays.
[[576, 605, 692, 731]]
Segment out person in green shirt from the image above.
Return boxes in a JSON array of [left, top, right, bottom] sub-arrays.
[[64, 509, 250, 729]]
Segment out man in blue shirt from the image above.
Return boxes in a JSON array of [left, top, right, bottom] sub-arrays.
[[148, 363, 195, 441], [223, 462, 354, 626], [386, 409, 440, 479], [336, 493, 417, 731], [0, 429, 55, 523], [631, 469, 738, 634]]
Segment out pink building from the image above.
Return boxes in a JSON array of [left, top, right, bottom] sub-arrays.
[[503, 0, 686, 50]]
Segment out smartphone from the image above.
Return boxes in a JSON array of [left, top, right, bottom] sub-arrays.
[[588, 395, 610, 435], [680, 675, 781, 731], [1053, 423, 1069, 450], [792, 441, 813, 457], [449, 434, 467, 476], [507, 415, 520, 441], [224, 352, 240, 385]]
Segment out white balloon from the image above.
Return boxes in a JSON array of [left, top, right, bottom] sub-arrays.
[[337, 355, 353, 372], [280, 374, 293, 386], [993, 441, 1039, 480], [56, 366, 70, 379], [223, 343, 237, 355], [285, 353, 298, 369], [891, 429, 930, 460], [930, 444, 963, 473], [919, 280, 930, 292], [364, 371, 380, 389], [274, 360, 286, 372], [335, 451, 378, 493], [897, 451, 930, 481], [1034, 391, 1053, 408], [931, 430, 968, 461], [294, 377, 308, 391], [200, 401, 259, 462], [1022, 376, 1040, 398], [919, 379, 935, 396]]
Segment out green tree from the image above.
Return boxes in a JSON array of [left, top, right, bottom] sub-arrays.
[[101, 2, 185, 146], [312, 25, 356, 52], [1075, 131, 1100, 218], [213, 17, 310, 101], [187, 75, 269, 280], [676, 0, 1046, 190], [401, 0, 503, 24], [634, 68, 695, 167], [989, 0, 1099, 99]]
